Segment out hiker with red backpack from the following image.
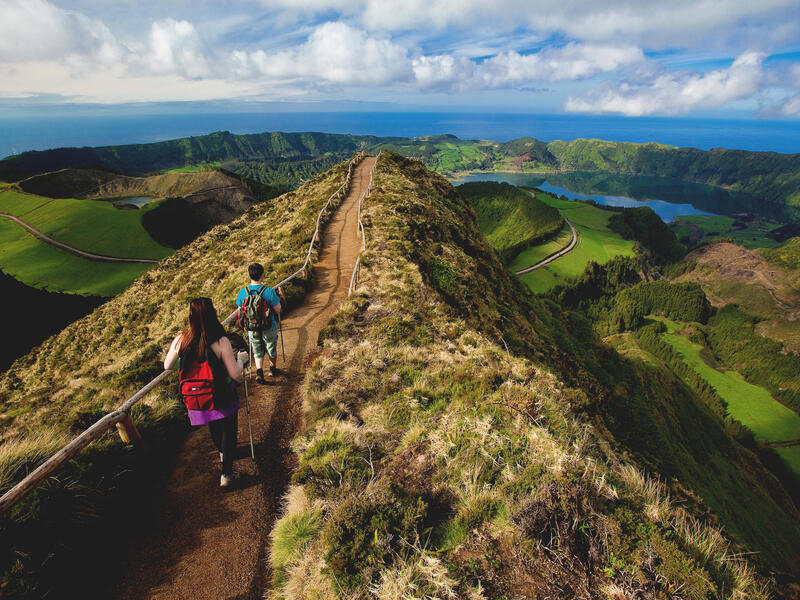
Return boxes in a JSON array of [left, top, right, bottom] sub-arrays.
[[236, 263, 283, 384], [164, 297, 249, 488]]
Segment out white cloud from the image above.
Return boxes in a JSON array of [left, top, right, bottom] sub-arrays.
[[0, 0, 122, 66], [264, 22, 413, 84], [140, 19, 211, 78], [566, 52, 765, 116], [412, 54, 475, 89], [255, 0, 800, 50], [0, 0, 795, 116], [475, 44, 645, 87]]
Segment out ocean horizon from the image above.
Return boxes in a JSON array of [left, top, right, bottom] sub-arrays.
[[2, 111, 799, 160]]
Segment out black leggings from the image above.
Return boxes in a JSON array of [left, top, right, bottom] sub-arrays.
[[208, 412, 238, 475]]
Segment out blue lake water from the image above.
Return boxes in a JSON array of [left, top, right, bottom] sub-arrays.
[[453, 171, 740, 222], [2, 111, 800, 159], [538, 182, 715, 222], [110, 196, 155, 208]]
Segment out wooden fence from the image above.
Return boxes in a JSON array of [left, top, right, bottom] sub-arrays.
[[0, 152, 368, 515]]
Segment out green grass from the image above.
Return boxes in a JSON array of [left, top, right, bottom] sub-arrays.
[[671, 214, 782, 249], [507, 224, 573, 270], [661, 329, 800, 445], [163, 161, 221, 173], [0, 188, 172, 260], [513, 196, 635, 293], [460, 182, 562, 260], [0, 219, 152, 295], [762, 237, 800, 271], [775, 446, 800, 478]]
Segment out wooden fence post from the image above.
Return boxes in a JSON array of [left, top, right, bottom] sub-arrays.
[[116, 414, 146, 452]]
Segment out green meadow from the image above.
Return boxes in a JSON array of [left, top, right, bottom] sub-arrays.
[[0, 219, 152, 296], [671, 214, 782, 249], [0, 188, 171, 260], [507, 224, 573, 270], [654, 319, 800, 477], [513, 195, 635, 293]]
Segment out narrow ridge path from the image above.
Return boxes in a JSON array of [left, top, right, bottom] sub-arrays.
[[0, 212, 159, 263], [112, 156, 376, 600]]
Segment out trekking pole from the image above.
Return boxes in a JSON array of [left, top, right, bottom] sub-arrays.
[[242, 338, 256, 462], [278, 312, 286, 365]]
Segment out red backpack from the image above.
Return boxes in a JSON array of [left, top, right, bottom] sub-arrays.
[[178, 346, 233, 411]]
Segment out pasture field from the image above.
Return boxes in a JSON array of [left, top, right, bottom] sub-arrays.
[[514, 195, 635, 293], [0, 219, 152, 296], [671, 214, 782, 249], [658, 323, 800, 477], [433, 141, 488, 172], [0, 188, 171, 260]]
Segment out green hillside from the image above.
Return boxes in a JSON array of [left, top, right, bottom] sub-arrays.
[[0, 188, 171, 260], [4, 131, 799, 221], [547, 138, 800, 220], [511, 195, 636, 293], [276, 153, 799, 596], [458, 181, 563, 261], [3, 154, 798, 597], [0, 159, 355, 598]]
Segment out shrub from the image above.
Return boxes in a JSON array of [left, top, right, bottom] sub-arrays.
[[321, 479, 428, 590]]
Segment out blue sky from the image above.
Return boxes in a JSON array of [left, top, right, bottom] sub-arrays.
[[1, 0, 799, 118]]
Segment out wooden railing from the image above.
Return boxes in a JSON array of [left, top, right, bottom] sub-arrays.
[[0, 152, 368, 515], [348, 153, 380, 296]]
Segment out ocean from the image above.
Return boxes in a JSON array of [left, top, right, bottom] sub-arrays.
[[2, 112, 800, 159]]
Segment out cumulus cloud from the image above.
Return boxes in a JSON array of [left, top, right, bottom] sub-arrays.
[[0, 0, 793, 115], [475, 44, 645, 87], [245, 22, 412, 85], [0, 0, 122, 66], [566, 52, 765, 116], [255, 0, 800, 49], [139, 19, 211, 78]]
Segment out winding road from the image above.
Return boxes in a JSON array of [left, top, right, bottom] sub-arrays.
[[514, 217, 578, 275], [0, 212, 159, 264]]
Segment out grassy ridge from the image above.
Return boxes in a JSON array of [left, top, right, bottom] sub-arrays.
[[0, 158, 357, 598], [458, 181, 563, 261], [268, 153, 796, 598], [4, 131, 799, 221]]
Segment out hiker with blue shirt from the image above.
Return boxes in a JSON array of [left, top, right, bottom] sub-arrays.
[[236, 263, 283, 384]]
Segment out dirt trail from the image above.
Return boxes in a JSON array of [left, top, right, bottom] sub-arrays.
[[112, 156, 376, 600]]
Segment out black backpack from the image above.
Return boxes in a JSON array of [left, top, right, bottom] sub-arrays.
[[238, 285, 272, 331]]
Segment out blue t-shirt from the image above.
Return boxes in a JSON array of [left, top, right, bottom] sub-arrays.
[[236, 284, 281, 327]]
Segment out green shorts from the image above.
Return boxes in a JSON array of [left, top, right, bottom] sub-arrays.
[[247, 325, 278, 359]]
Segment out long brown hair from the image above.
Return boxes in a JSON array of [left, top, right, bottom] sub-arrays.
[[179, 297, 226, 364]]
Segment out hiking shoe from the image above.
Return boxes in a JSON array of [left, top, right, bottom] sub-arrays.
[[220, 470, 242, 488], [255, 374, 267, 384], [269, 366, 281, 377]]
